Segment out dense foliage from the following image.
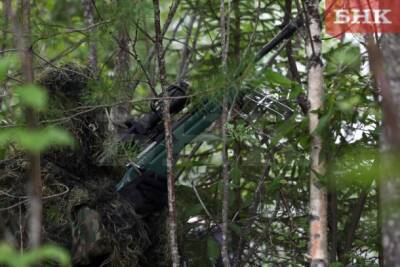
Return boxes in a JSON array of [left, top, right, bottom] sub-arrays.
[[0, 0, 381, 266]]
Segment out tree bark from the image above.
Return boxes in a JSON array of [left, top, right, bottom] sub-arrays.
[[153, 1, 181, 266], [364, 34, 384, 267], [1, 0, 11, 56], [220, 0, 231, 266], [367, 33, 400, 267], [232, 0, 240, 63], [305, 0, 328, 266], [328, 180, 338, 263], [340, 188, 370, 265], [9, 0, 42, 249], [114, 15, 130, 87]]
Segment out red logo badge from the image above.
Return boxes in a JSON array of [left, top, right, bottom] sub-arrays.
[[325, 0, 400, 37]]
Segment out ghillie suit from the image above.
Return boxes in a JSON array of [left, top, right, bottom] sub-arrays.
[[0, 65, 169, 266]]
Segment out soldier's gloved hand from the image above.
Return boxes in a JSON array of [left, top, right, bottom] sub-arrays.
[[71, 206, 110, 265], [118, 170, 168, 215], [124, 119, 148, 135]]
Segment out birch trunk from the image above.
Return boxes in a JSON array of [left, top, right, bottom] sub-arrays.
[[305, 0, 328, 266]]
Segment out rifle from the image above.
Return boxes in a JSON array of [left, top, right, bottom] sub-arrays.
[[116, 19, 302, 214]]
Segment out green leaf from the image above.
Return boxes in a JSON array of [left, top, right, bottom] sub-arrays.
[[332, 146, 378, 188], [329, 262, 344, 267], [230, 165, 241, 186], [19, 245, 71, 267], [270, 117, 297, 146], [14, 85, 48, 111], [276, 235, 285, 241], [1, 127, 74, 152], [313, 112, 333, 135], [289, 83, 303, 99], [327, 44, 361, 73], [207, 237, 220, 265], [0, 243, 71, 267], [15, 127, 74, 152], [0, 130, 13, 147], [184, 203, 202, 217], [265, 69, 292, 88], [193, 133, 222, 142], [298, 135, 310, 150], [229, 222, 241, 236], [0, 56, 15, 82], [337, 96, 361, 112], [266, 178, 283, 194], [0, 243, 15, 265]]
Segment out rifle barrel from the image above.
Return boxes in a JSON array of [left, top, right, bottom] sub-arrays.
[[116, 19, 301, 192], [255, 19, 301, 63]]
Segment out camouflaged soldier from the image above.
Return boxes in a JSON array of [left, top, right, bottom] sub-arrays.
[[39, 65, 154, 265], [1, 65, 168, 266]]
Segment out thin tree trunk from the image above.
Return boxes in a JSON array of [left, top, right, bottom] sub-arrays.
[[305, 0, 328, 266], [377, 179, 384, 266], [131, 0, 181, 91], [232, 0, 240, 64], [176, 15, 195, 81], [364, 34, 384, 267], [366, 33, 400, 267], [1, 0, 10, 56], [340, 188, 370, 265], [115, 25, 130, 85], [231, 0, 242, 261], [179, 17, 202, 82], [9, 0, 42, 249], [82, 0, 98, 75], [152, 1, 180, 266], [284, 0, 308, 115], [328, 180, 338, 263], [220, 0, 231, 266]]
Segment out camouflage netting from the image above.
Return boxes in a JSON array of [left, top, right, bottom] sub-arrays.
[[0, 65, 169, 266]]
